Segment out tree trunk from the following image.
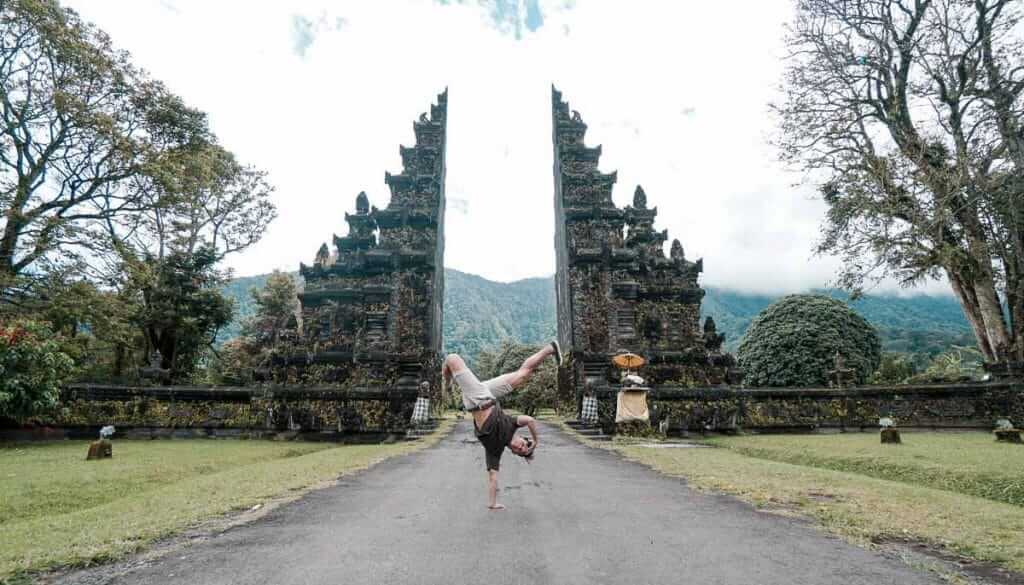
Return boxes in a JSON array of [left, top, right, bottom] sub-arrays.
[[965, 236, 1012, 359], [0, 220, 22, 278], [948, 268, 997, 361]]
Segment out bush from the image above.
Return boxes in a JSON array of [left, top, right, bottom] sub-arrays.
[[905, 346, 985, 383], [737, 294, 881, 387], [870, 352, 918, 385], [0, 320, 75, 422]]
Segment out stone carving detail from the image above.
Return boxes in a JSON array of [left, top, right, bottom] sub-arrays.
[[551, 87, 738, 395], [633, 185, 647, 209], [281, 90, 448, 412]]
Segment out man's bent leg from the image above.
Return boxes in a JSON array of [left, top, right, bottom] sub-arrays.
[[493, 344, 556, 390]]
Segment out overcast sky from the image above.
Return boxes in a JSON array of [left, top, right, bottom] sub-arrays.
[[64, 0, 948, 295]]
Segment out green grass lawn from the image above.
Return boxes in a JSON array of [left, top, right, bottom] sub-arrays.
[[0, 422, 451, 581], [702, 432, 1024, 507], [607, 431, 1024, 574]]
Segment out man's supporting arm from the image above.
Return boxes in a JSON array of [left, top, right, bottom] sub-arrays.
[[487, 470, 503, 509]]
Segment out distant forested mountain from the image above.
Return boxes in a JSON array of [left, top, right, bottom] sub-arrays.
[[219, 270, 974, 363], [442, 269, 556, 363]]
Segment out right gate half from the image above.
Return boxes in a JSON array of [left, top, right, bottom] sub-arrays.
[[550, 87, 738, 402]]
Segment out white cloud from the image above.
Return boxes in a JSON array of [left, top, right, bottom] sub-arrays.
[[62, 0, 951, 296]]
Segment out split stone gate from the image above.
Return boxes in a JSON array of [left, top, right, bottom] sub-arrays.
[[286, 87, 737, 419]]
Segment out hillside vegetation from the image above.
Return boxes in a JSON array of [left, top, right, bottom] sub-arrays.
[[220, 270, 974, 365]]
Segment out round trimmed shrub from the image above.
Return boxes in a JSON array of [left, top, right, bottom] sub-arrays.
[[737, 294, 881, 387]]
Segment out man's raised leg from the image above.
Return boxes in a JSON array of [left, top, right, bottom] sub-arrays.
[[442, 353, 469, 381], [489, 344, 557, 390]]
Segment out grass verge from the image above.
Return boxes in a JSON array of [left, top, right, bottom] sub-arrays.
[[703, 432, 1024, 507], [603, 434, 1024, 574], [0, 418, 453, 581]]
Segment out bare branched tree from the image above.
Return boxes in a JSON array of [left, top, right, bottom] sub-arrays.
[[0, 0, 151, 279], [776, 0, 1024, 362]]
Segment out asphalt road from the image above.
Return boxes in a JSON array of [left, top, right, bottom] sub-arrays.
[[62, 420, 942, 585]]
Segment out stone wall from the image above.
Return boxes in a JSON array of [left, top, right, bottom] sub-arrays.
[[589, 381, 1024, 433], [10, 384, 430, 440]]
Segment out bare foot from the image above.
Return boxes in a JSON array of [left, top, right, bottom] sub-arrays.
[[488, 504, 506, 511]]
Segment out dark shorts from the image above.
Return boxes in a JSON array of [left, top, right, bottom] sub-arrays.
[[475, 404, 518, 471]]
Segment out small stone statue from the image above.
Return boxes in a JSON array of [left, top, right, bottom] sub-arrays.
[[879, 417, 901, 444], [670, 239, 685, 263], [411, 382, 432, 426], [139, 350, 171, 385], [994, 418, 1022, 443], [315, 243, 330, 267], [828, 351, 855, 388], [355, 191, 370, 215], [703, 316, 725, 353], [633, 185, 647, 209], [86, 426, 115, 460]]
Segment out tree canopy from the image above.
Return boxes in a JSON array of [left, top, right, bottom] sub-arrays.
[[738, 294, 882, 387], [0, 0, 276, 383], [776, 0, 1024, 363]]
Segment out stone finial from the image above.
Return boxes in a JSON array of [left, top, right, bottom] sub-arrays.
[[704, 316, 717, 335], [315, 243, 330, 267], [572, 109, 583, 122], [670, 239, 685, 262], [633, 185, 647, 209], [703, 316, 725, 352], [355, 191, 370, 215], [419, 112, 429, 123]]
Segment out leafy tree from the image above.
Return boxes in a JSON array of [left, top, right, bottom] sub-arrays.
[[37, 275, 137, 380], [125, 246, 233, 379], [776, 0, 1024, 363], [0, 318, 74, 421], [103, 141, 276, 269], [206, 336, 260, 385], [241, 270, 298, 344], [0, 0, 276, 384], [0, 0, 200, 280], [738, 294, 882, 387], [870, 352, 918, 384]]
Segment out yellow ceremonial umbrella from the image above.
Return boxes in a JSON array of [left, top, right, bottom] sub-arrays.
[[612, 352, 646, 371]]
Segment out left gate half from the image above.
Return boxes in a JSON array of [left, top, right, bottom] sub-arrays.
[[281, 89, 448, 410]]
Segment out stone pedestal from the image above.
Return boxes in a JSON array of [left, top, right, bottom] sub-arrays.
[[880, 428, 901, 444], [995, 429, 1022, 444], [86, 439, 112, 460]]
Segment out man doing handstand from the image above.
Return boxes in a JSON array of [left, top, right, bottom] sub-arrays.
[[442, 342, 562, 510]]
